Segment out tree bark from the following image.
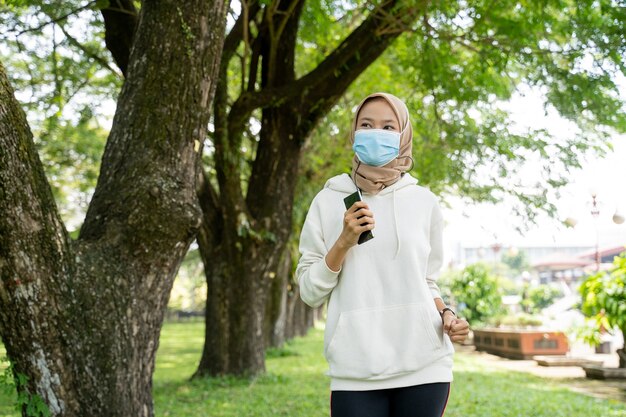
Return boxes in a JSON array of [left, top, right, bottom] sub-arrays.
[[619, 328, 626, 368], [284, 283, 299, 341], [265, 249, 291, 348], [0, 0, 228, 415], [291, 290, 306, 337], [100, 0, 139, 76], [618, 348, 626, 369]]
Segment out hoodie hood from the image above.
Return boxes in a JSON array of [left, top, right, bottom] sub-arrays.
[[324, 172, 420, 259], [324, 172, 418, 195]]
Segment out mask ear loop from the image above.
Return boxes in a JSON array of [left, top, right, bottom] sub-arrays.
[[396, 155, 414, 172], [352, 160, 362, 192]]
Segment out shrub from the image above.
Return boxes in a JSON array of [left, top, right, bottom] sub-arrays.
[[579, 250, 626, 367], [521, 284, 562, 313], [449, 262, 504, 326], [492, 313, 543, 327]]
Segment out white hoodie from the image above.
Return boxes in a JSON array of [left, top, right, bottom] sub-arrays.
[[296, 173, 454, 391]]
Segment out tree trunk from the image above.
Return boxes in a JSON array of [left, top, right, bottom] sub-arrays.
[[284, 282, 299, 341], [265, 249, 291, 349], [0, 1, 227, 415], [617, 328, 626, 368], [294, 289, 313, 337], [280, 283, 314, 340], [195, 111, 304, 376], [293, 291, 306, 337], [618, 348, 626, 369]]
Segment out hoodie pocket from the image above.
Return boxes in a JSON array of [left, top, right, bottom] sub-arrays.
[[326, 303, 443, 380]]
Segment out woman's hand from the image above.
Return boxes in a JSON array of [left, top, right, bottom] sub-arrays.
[[324, 201, 375, 272], [443, 313, 470, 344], [338, 201, 375, 249]]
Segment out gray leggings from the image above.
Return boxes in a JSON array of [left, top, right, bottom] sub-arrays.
[[330, 382, 451, 417]]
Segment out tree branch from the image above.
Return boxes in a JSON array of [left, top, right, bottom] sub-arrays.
[[196, 167, 223, 249], [208, 0, 263, 234], [13, 0, 98, 36], [246, 36, 262, 92], [56, 22, 123, 77], [222, 0, 261, 66], [228, 0, 427, 135], [99, 0, 138, 77]]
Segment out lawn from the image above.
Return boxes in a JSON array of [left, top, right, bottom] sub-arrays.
[[1, 321, 625, 416]]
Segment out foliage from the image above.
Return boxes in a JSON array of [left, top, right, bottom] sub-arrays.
[[521, 284, 562, 314], [36, 111, 107, 230], [570, 319, 603, 348], [167, 248, 207, 313], [0, 356, 50, 417], [0, 355, 15, 414], [496, 275, 520, 296], [501, 249, 531, 276], [579, 251, 626, 349], [449, 263, 504, 325], [0, 0, 119, 229], [491, 312, 544, 328]]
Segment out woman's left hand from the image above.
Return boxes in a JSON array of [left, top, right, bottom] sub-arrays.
[[443, 313, 470, 344]]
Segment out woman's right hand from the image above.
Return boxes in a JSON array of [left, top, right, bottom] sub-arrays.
[[338, 201, 375, 249]]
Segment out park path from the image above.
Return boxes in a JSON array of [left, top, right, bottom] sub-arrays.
[[455, 344, 626, 403]]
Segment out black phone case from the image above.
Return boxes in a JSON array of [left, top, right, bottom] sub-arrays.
[[343, 191, 374, 245]]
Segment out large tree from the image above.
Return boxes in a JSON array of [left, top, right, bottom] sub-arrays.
[[0, 1, 228, 416]]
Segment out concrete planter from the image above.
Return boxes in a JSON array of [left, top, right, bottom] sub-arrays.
[[473, 327, 569, 359], [533, 355, 603, 367], [583, 364, 626, 380]]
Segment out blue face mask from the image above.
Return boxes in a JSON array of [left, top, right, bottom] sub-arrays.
[[353, 128, 401, 167]]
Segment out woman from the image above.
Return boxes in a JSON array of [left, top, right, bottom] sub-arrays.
[[296, 92, 470, 417]]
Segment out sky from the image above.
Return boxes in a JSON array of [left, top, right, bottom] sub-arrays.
[[441, 82, 626, 263]]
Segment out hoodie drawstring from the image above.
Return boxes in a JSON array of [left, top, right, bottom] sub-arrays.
[[393, 187, 401, 259]]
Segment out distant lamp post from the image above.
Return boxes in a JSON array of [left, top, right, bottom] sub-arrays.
[[564, 188, 624, 271], [590, 190, 601, 271], [491, 242, 502, 258]]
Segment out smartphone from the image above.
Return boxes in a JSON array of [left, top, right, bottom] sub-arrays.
[[343, 190, 374, 245]]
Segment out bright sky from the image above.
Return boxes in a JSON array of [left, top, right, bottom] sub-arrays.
[[442, 82, 626, 258]]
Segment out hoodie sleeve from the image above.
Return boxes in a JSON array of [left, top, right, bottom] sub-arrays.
[[425, 197, 444, 299], [296, 193, 341, 308]]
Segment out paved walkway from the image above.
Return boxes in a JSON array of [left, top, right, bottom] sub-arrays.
[[455, 344, 626, 403]]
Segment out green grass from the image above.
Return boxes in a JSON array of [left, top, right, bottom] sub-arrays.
[[2, 322, 626, 416], [152, 321, 329, 416]]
